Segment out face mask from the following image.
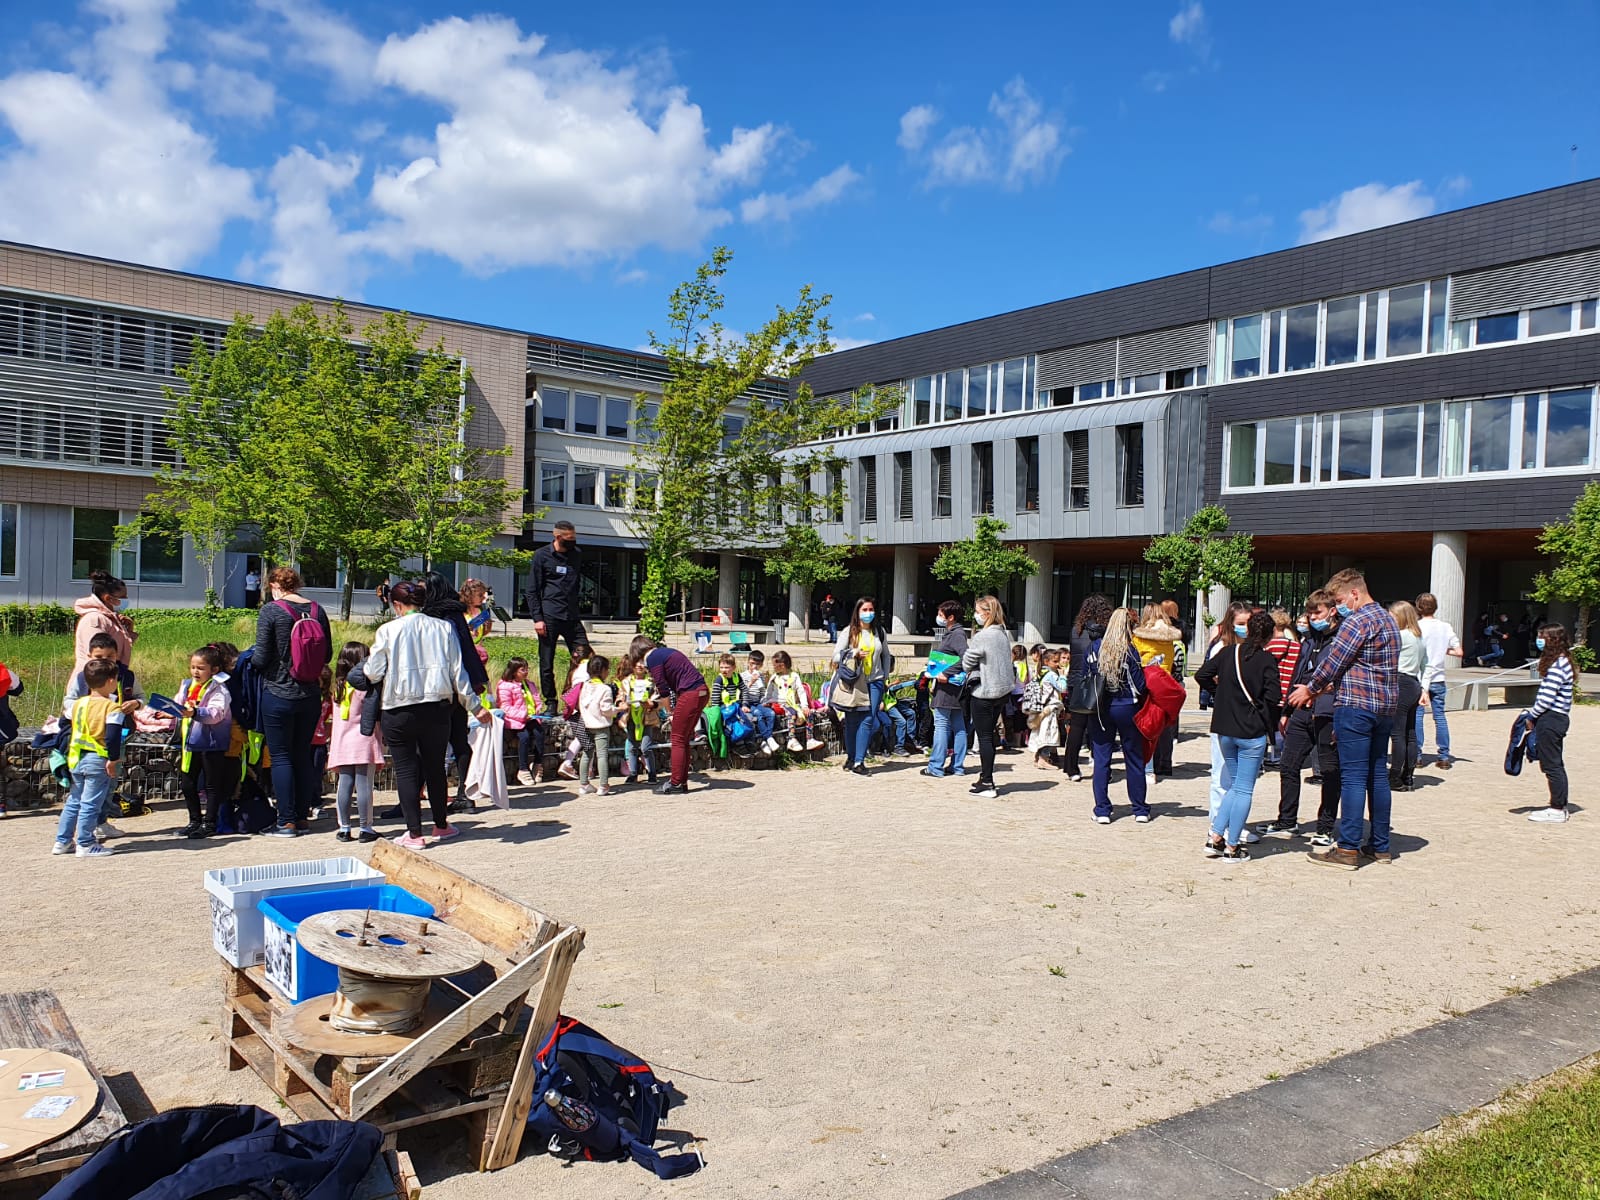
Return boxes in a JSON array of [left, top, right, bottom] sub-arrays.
[[1296, 622, 1309, 634], [1536, 638, 1547, 651], [1232, 624, 1248, 638], [1311, 619, 1331, 632], [935, 615, 946, 627], [1335, 603, 1352, 618], [860, 611, 874, 625]]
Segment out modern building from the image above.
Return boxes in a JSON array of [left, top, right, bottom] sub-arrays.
[[795, 178, 1600, 647]]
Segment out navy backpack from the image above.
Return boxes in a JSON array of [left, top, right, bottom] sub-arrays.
[[526, 1017, 702, 1179]]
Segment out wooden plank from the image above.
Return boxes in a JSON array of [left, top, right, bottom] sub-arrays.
[[225, 1030, 338, 1123], [369, 843, 556, 961], [483, 927, 584, 1169], [224, 989, 342, 1114], [394, 1150, 422, 1200], [348, 928, 577, 1121]]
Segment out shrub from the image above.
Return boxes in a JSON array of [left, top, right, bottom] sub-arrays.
[[0, 604, 76, 636]]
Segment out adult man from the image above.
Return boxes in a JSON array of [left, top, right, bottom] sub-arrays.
[[243, 566, 261, 609], [525, 520, 590, 704], [1258, 591, 1342, 842], [1289, 569, 1400, 869], [820, 594, 839, 644], [1414, 593, 1462, 769]]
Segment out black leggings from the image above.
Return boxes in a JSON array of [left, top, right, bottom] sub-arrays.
[[1536, 710, 1569, 808], [1390, 675, 1422, 783], [969, 696, 1001, 784], [1063, 710, 1089, 776], [385, 701, 453, 837], [181, 750, 233, 826], [447, 702, 471, 795]]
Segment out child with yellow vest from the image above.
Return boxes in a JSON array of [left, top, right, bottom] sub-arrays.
[[53, 659, 128, 859], [178, 645, 235, 839]]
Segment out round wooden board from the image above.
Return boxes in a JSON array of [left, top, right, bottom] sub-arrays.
[[296, 910, 485, 980], [277, 993, 421, 1058], [0, 1049, 98, 1162]]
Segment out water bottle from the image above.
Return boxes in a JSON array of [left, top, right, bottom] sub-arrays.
[[544, 1089, 596, 1133]]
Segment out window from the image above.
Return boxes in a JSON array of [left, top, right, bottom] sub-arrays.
[[1165, 365, 1206, 390], [1228, 423, 1258, 489], [912, 375, 934, 425], [1263, 418, 1296, 486], [1522, 395, 1543, 470], [1380, 406, 1419, 478], [1475, 313, 1519, 344], [1386, 284, 1426, 358], [895, 452, 913, 520], [135, 525, 184, 583], [1581, 300, 1598, 330], [604, 470, 630, 509], [300, 548, 338, 590], [1121, 373, 1161, 395], [966, 367, 988, 418], [1230, 314, 1262, 379], [1077, 380, 1115, 402], [1324, 297, 1361, 365], [1468, 396, 1513, 472], [1421, 402, 1442, 478], [636, 401, 659, 443], [1064, 430, 1089, 510], [1428, 279, 1449, 352], [1115, 424, 1144, 507], [1337, 410, 1373, 481], [1529, 304, 1573, 337], [0, 502, 15, 577], [71, 508, 119, 580], [1362, 292, 1381, 361], [827, 466, 843, 522], [859, 457, 878, 522], [573, 391, 599, 435], [605, 397, 629, 439], [972, 442, 994, 515], [1545, 388, 1594, 469], [941, 371, 964, 422], [541, 387, 569, 431], [722, 416, 743, 452], [572, 468, 597, 506], [1000, 358, 1026, 411], [1015, 437, 1039, 512], [539, 462, 566, 504], [637, 471, 659, 511], [932, 448, 952, 518]]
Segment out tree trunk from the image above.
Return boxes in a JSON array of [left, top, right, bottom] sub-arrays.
[[340, 569, 356, 622], [1579, 601, 1591, 648]]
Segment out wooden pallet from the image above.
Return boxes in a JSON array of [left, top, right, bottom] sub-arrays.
[[221, 843, 583, 1172]]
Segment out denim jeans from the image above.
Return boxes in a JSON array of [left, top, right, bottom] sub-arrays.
[[927, 707, 968, 775], [1088, 698, 1148, 818], [1335, 706, 1394, 853], [58, 752, 112, 848], [751, 706, 776, 741], [853, 680, 886, 765], [260, 690, 323, 827], [515, 723, 547, 775], [1212, 735, 1267, 846], [625, 727, 656, 780], [885, 705, 913, 751], [1415, 680, 1451, 761]]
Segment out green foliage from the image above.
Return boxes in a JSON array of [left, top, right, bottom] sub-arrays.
[[0, 603, 76, 636], [930, 516, 1038, 603], [763, 525, 854, 638], [1533, 481, 1600, 646], [631, 247, 892, 639], [1144, 504, 1255, 599], [1569, 644, 1598, 673]]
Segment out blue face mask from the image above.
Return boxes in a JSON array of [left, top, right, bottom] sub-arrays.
[[1296, 622, 1309, 634], [1310, 619, 1331, 632], [860, 611, 874, 625], [1232, 624, 1248, 638], [1335, 603, 1352, 618], [1536, 637, 1546, 651], [935, 615, 946, 627]]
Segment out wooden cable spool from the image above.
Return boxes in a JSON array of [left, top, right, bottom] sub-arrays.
[[294, 911, 485, 1037]]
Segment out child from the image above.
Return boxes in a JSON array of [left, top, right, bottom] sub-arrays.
[[176, 645, 234, 838], [764, 652, 822, 753], [54, 659, 128, 859], [557, 646, 594, 780], [1526, 623, 1575, 824], [1030, 648, 1067, 769], [1000, 643, 1029, 751], [0, 660, 21, 816], [310, 666, 334, 811], [880, 679, 919, 755], [329, 642, 383, 842], [1264, 610, 1301, 767], [619, 655, 660, 785], [576, 654, 618, 796], [64, 631, 143, 839], [496, 657, 546, 785]]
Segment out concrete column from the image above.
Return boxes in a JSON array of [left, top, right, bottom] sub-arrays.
[[1430, 531, 1467, 641], [1202, 584, 1231, 656], [789, 581, 810, 640], [1022, 544, 1054, 643], [891, 546, 918, 635], [717, 552, 738, 618]]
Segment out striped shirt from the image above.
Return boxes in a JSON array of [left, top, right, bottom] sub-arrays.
[[1304, 602, 1401, 714], [1267, 635, 1302, 696], [1528, 654, 1575, 717]]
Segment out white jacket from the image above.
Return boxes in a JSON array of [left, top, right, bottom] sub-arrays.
[[578, 678, 619, 729], [363, 612, 483, 713]]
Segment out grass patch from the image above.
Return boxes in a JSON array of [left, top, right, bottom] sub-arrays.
[[1289, 1057, 1600, 1199]]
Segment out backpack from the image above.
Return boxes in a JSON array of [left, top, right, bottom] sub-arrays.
[[276, 601, 331, 685], [1020, 676, 1049, 715], [525, 1017, 702, 1180]]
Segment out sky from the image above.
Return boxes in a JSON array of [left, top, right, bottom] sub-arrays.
[[2, 0, 1597, 355]]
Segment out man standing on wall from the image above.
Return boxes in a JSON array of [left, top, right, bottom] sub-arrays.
[[1289, 568, 1400, 869], [820, 594, 839, 644], [1415, 593, 1462, 770], [526, 520, 590, 705]]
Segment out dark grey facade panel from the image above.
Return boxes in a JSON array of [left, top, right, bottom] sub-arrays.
[[1163, 391, 1207, 530]]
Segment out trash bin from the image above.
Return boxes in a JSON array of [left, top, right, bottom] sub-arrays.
[[772, 619, 787, 644]]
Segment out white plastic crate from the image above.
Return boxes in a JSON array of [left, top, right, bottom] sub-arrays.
[[204, 857, 386, 968]]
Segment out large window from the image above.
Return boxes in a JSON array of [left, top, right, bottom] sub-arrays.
[[1385, 284, 1425, 358], [941, 371, 964, 422], [1228, 423, 1258, 489], [1324, 297, 1361, 366], [572, 468, 597, 506], [541, 387, 569, 431], [1468, 397, 1514, 473], [1116, 424, 1144, 507], [1263, 418, 1297, 486], [605, 397, 629, 440], [604, 470, 630, 509], [572, 392, 599, 436], [636, 401, 659, 443], [1230, 314, 1262, 379], [1015, 437, 1039, 512], [1380, 405, 1419, 478], [894, 451, 913, 520], [0, 502, 16, 577], [539, 462, 567, 504], [1064, 430, 1089, 510], [1282, 304, 1319, 372], [71, 508, 181, 583], [972, 442, 994, 515], [906, 356, 1036, 428], [932, 448, 952, 518], [1336, 410, 1373, 481], [1546, 388, 1594, 469]]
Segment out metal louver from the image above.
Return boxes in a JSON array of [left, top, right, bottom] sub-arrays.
[[860, 456, 878, 522], [1450, 248, 1600, 321], [1116, 323, 1210, 376], [895, 451, 913, 520], [1037, 338, 1117, 390]]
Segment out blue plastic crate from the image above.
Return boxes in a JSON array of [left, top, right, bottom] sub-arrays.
[[258, 885, 434, 1003]]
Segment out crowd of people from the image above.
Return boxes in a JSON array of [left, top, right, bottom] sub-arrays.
[[4, 528, 1580, 861]]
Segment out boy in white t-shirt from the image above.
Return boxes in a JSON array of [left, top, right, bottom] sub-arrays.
[[1414, 593, 1463, 768]]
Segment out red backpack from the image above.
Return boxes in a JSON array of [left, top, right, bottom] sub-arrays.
[[276, 600, 331, 684]]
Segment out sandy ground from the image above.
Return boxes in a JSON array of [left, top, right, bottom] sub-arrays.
[[3, 699, 1597, 1199]]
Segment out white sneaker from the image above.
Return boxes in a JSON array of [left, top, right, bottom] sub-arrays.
[[1135, 814, 1151, 824], [594, 787, 614, 797], [51, 841, 72, 856], [787, 737, 803, 752], [1309, 832, 1336, 847], [76, 843, 115, 859], [764, 737, 780, 755], [95, 821, 124, 840], [805, 738, 823, 751], [1094, 814, 1112, 825], [972, 783, 999, 799], [577, 784, 595, 796], [1238, 828, 1262, 844], [557, 761, 578, 780], [1528, 807, 1570, 823]]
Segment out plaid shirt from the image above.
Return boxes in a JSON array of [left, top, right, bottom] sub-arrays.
[[1304, 602, 1400, 714]]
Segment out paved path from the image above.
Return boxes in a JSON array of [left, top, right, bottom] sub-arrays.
[[949, 967, 1600, 1198]]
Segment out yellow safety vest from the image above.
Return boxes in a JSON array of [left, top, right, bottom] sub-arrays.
[[66, 698, 111, 769]]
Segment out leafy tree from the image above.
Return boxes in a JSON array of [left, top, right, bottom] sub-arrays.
[[1144, 504, 1255, 634], [630, 247, 890, 641], [930, 516, 1038, 606], [763, 524, 854, 640], [1533, 481, 1600, 648]]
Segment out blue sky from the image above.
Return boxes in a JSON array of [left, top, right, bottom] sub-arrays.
[[2, 0, 1597, 354]]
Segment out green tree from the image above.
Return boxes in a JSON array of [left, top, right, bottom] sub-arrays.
[[763, 524, 854, 641], [930, 516, 1039, 607], [631, 247, 890, 641], [1532, 481, 1600, 648], [1144, 504, 1255, 636]]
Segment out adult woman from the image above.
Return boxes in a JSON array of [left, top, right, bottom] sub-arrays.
[[960, 595, 1014, 799], [831, 597, 889, 776], [253, 567, 335, 835], [1194, 609, 1281, 861], [1062, 594, 1113, 782], [1205, 600, 1253, 830], [1387, 600, 1426, 792], [356, 581, 488, 847], [628, 634, 710, 795], [922, 599, 969, 778], [420, 571, 491, 813], [73, 570, 136, 674], [1526, 623, 1575, 823], [1084, 608, 1150, 823]]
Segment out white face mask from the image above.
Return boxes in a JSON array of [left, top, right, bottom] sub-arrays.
[[935, 615, 946, 627]]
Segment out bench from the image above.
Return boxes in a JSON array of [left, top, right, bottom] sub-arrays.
[[692, 628, 774, 653], [1451, 679, 1544, 711]]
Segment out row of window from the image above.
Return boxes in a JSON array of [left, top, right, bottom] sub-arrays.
[[0, 295, 225, 377], [69, 508, 183, 583], [527, 460, 660, 511], [1449, 298, 1598, 350], [533, 387, 654, 441], [1223, 385, 1598, 491]]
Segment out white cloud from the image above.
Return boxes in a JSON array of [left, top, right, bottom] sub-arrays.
[[1169, 2, 1210, 57], [193, 63, 277, 119], [247, 146, 364, 294], [0, 0, 257, 268], [1298, 181, 1437, 244], [741, 163, 860, 223], [897, 104, 938, 152], [258, 0, 377, 91], [364, 15, 776, 271], [1207, 210, 1272, 236], [926, 127, 991, 185], [905, 78, 1065, 190], [990, 78, 1064, 186], [827, 333, 877, 352]]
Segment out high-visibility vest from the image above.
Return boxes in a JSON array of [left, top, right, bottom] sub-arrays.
[[67, 698, 110, 769]]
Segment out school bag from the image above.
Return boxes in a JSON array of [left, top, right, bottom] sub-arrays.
[[276, 600, 331, 685], [1020, 676, 1050, 715], [525, 1017, 701, 1180]]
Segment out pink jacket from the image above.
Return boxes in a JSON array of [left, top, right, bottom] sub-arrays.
[[327, 687, 385, 768], [496, 680, 543, 730], [73, 596, 136, 672]]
